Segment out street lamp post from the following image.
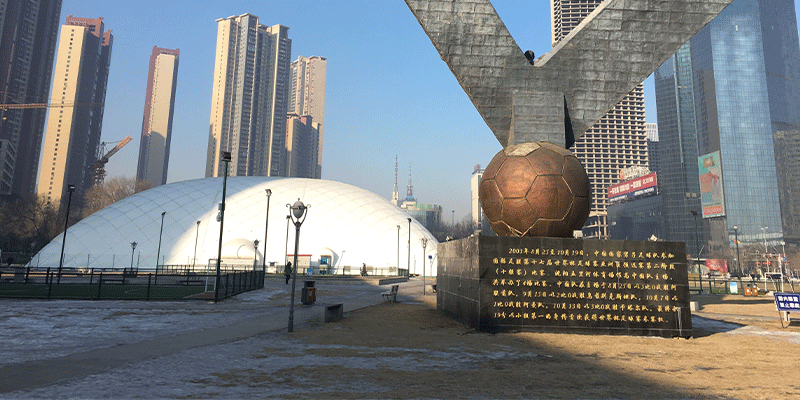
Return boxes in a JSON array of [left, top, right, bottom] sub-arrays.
[[396, 225, 400, 274], [263, 189, 272, 280], [733, 225, 741, 276], [287, 199, 309, 333], [214, 151, 231, 303], [761, 227, 769, 274], [284, 215, 291, 272], [193, 221, 201, 271], [407, 218, 411, 275], [781, 240, 787, 292], [691, 210, 702, 292], [155, 211, 166, 276], [130, 242, 137, 275], [57, 184, 75, 284], [421, 237, 427, 295]]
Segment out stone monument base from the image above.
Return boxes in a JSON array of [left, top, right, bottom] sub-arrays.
[[437, 236, 691, 338]]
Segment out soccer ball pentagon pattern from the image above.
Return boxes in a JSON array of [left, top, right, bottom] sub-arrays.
[[479, 142, 590, 237]]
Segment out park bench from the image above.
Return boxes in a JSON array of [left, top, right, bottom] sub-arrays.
[[382, 285, 399, 303], [100, 275, 126, 285]]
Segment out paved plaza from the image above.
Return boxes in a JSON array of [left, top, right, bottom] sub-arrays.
[[2, 279, 800, 399]]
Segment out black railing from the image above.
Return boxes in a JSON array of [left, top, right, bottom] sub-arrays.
[[0, 266, 264, 301], [688, 275, 799, 294]]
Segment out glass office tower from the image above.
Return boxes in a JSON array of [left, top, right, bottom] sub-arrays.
[[655, 0, 800, 259]]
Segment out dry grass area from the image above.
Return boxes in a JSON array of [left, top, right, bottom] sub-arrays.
[[278, 294, 800, 399]]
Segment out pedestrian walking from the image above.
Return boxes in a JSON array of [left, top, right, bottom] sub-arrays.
[[284, 261, 292, 284]]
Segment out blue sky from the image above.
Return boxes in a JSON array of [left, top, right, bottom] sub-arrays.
[[55, 0, 799, 222]]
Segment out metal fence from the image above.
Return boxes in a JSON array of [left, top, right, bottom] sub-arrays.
[[689, 276, 799, 295], [0, 266, 264, 301]]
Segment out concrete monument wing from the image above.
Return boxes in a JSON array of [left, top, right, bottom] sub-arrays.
[[405, 0, 734, 148]]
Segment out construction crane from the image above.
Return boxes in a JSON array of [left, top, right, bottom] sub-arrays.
[[1, 102, 104, 122], [0, 102, 103, 110], [91, 136, 132, 186]]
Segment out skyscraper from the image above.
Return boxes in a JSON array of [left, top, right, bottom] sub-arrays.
[[285, 114, 319, 178], [206, 14, 291, 178], [654, 43, 705, 252], [646, 123, 661, 176], [655, 0, 800, 254], [0, 0, 63, 200], [136, 46, 179, 187], [551, 0, 649, 239], [37, 16, 112, 208], [289, 55, 327, 178]]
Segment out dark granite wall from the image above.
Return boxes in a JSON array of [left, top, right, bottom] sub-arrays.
[[438, 236, 691, 338]]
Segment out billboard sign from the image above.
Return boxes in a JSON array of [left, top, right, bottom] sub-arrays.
[[619, 165, 650, 181], [607, 172, 657, 203], [705, 259, 728, 274], [698, 151, 725, 218]]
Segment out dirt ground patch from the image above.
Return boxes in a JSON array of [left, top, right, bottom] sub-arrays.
[[275, 294, 800, 399]]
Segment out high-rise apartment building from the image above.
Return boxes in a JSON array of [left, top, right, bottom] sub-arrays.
[[285, 114, 319, 178], [646, 123, 661, 176], [289, 55, 326, 178], [0, 0, 63, 200], [206, 14, 291, 178], [655, 0, 800, 255], [37, 16, 112, 208], [136, 46, 179, 187], [551, 0, 649, 239]]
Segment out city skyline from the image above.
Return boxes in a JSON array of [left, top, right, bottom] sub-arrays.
[[49, 0, 800, 222]]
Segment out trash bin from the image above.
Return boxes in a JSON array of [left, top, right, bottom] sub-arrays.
[[301, 280, 316, 304]]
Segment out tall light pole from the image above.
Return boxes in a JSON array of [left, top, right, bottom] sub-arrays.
[[287, 199, 309, 333], [130, 242, 137, 275], [155, 211, 166, 275], [407, 217, 412, 275], [263, 189, 272, 278], [781, 240, 787, 291], [761, 227, 769, 274], [451, 210, 454, 238], [691, 210, 702, 292], [193, 221, 201, 271], [396, 225, 400, 273], [56, 184, 75, 284], [421, 237, 427, 295], [284, 215, 291, 270], [214, 151, 231, 303], [733, 225, 741, 276]]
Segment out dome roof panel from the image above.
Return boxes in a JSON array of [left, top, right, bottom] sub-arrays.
[[32, 178, 439, 276]]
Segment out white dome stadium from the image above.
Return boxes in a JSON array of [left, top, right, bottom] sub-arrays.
[[31, 177, 439, 276]]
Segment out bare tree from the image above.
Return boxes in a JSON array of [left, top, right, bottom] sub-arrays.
[[0, 195, 60, 261], [82, 176, 152, 218]]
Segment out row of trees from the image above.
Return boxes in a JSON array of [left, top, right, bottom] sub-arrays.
[[0, 176, 149, 264]]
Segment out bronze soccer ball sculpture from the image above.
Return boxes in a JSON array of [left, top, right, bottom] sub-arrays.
[[480, 142, 590, 237]]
